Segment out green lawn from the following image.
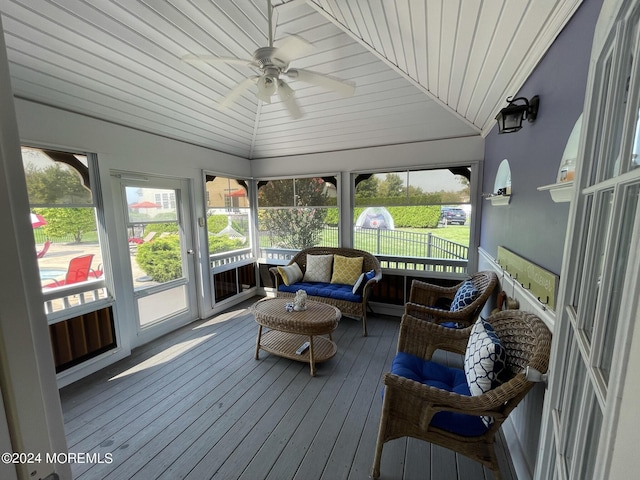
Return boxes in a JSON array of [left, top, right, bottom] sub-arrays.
[[261, 225, 469, 245]]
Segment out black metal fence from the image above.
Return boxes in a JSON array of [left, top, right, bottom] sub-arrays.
[[259, 226, 468, 260], [353, 227, 468, 259], [33, 229, 78, 244]]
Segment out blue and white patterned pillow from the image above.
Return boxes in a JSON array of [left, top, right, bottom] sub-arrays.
[[464, 317, 507, 394], [352, 270, 376, 295], [450, 280, 479, 311], [464, 317, 507, 426]]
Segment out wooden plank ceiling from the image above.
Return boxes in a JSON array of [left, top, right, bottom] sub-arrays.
[[0, 0, 582, 159]]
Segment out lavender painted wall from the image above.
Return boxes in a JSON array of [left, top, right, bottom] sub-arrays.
[[481, 0, 603, 275]]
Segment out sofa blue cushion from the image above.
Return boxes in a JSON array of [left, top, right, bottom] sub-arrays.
[[389, 352, 489, 437], [279, 281, 362, 302]]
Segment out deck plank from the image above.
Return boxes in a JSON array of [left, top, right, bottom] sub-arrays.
[[224, 323, 359, 480], [188, 324, 356, 479], [61, 307, 249, 421], [67, 319, 257, 446], [263, 321, 373, 480], [405, 437, 432, 480], [347, 321, 400, 480], [60, 297, 515, 480], [319, 317, 399, 480]]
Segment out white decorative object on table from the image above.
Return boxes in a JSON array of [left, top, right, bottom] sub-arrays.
[[294, 290, 308, 311]]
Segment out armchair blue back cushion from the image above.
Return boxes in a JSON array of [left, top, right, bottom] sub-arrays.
[[450, 279, 479, 311], [387, 352, 488, 437]]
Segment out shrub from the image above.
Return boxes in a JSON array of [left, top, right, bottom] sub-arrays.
[[208, 235, 245, 254], [388, 206, 441, 228], [351, 206, 441, 228], [207, 214, 249, 235], [136, 237, 182, 282], [324, 209, 339, 226], [142, 223, 179, 237], [207, 215, 228, 234]]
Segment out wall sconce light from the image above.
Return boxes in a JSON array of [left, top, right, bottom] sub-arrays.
[[495, 95, 540, 134]]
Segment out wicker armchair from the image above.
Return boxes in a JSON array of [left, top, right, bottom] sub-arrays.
[[372, 310, 552, 479], [405, 271, 498, 328]]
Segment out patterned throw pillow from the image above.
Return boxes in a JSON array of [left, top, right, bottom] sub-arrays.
[[464, 317, 508, 426], [331, 255, 364, 285], [352, 270, 376, 295], [450, 280, 479, 311], [303, 254, 333, 283], [277, 263, 303, 286], [464, 317, 508, 424]]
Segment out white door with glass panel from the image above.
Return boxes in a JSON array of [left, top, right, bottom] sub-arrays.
[[116, 176, 197, 336], [536, 1, 640, 478]]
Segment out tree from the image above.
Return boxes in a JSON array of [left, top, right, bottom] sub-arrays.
[[259, 178, 329, 249], [355, 176, 380, 198], [379, 173, 405, 197], [457, 175, 471, 202], [36, 207, 97, 243], [24, 163, 91, 204]]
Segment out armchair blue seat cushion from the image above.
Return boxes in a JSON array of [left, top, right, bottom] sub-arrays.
[[389, 352, 488, 437], [278, 281, 362, 303]]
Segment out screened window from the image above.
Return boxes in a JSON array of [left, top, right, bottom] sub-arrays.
[[204, 175, 251, 255], [257, 176, 338, 253], [354, 168, 471, 260], [23, 146, 107, 314]]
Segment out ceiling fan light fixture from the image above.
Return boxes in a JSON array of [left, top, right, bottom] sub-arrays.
[[277, 79, 294, 101], [256, 75, 276, 103]]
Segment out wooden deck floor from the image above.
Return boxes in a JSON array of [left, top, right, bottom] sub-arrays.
[[59, 298, 515, 480]]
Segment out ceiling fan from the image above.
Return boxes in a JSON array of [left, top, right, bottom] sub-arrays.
[[182, 0, 355, 119]]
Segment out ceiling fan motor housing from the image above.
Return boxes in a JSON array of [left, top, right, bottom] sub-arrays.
[[253, 47, 288, 70]]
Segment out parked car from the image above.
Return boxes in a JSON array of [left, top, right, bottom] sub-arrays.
[[439, 207, 467, 225]]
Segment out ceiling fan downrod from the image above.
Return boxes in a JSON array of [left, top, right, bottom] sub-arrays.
[[267, 0, 273, 48]]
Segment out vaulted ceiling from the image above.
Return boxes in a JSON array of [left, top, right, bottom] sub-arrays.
[[0, 0, 582, 159]]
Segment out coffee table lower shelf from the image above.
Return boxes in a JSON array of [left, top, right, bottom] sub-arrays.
[[257, 329, 337, 376]]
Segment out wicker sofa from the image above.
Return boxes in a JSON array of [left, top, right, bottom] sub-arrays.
[[269, 247, 382, 336]]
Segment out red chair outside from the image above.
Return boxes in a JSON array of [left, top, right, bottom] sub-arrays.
[[44, 254, 94, 288], [36, 240, 51, 258], [88, 263, 104, 279]]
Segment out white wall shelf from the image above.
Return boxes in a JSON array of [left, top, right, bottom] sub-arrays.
[[486, 194, 511, 206], [537, 181, 574, 203], [539, 114, 581, 203]]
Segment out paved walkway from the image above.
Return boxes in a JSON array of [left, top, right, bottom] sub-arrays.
[[36, 241, 147, 287]]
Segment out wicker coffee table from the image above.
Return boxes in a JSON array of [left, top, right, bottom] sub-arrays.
[[252, 297, 341, 376]]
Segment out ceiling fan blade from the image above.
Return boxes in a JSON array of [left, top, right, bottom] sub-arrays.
[[273, 35, 315, 64], [277, 80, 302, 119], [282, 95, 302, 119], [182, 54, 254, 67], [219, 76, 259, 109], [285, 69, 355, 97]]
